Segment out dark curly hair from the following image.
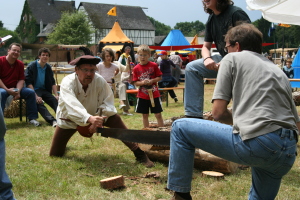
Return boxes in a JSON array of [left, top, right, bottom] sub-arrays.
[[38, 47, 51, 57], [203, 0, 234, 14]]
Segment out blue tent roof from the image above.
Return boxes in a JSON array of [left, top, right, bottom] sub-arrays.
[[290, 47, 300, 88], [157, 30, 195, 52]]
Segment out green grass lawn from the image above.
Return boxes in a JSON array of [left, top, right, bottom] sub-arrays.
[[4, 74, 300, 199]]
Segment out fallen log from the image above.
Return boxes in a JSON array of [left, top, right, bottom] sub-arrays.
[[140, 145, 238, 174], [194, 149, 238, 174], [144, 114, 239, 174]]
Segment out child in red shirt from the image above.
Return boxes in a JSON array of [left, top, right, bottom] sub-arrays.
[[132, 45, 164, 128]]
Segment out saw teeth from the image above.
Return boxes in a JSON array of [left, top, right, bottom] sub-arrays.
[[122, 140, 169, 148]]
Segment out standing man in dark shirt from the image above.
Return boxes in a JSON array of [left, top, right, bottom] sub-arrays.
[[169, 52, 183, 85], [184, 0, 250, 119], [158, 51, 178, 102]]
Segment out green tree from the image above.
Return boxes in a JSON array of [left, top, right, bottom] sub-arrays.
[[253, 17, 300, 51], [288, 25, 300, 47], [0, 21, 3, 28], [0, 27, 21, 49], [46, 11, 94, 45], [273, 25, 300, 49], [147, 16, 171, 36], [252, 17, 276, 53], [174, 21, 205, 37]]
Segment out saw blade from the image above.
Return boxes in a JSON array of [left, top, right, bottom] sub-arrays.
[[97, 128, 170, 146]]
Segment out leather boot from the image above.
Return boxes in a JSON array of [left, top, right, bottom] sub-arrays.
[[133, 148, 154, 168], [170, 192, 192, 200], [183, 115, 203, 119]]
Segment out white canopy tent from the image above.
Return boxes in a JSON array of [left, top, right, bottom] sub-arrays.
[[246, 0, 300, 25]]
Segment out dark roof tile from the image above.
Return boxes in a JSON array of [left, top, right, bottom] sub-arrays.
[[80, 2, 155, 30], [27, 0, 75, 24]]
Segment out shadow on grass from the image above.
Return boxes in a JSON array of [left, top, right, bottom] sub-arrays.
[[61, 151, 148, 177], [281, 167, 300, 188], [5, 121, 52, 130], [6, 121, 30, 129]]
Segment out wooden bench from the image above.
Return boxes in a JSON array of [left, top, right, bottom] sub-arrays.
[[158, 87, 185, 107], [289, 79, 300, 82], [204, 78, 298, 84], [126, 86, 185, 107], [204, 78, 216, 84]]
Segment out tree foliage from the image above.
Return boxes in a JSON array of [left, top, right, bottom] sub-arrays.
[[147, 16, 171, 36], [252, 17, 274, 53], [46, 11, 94, 45], [0, 27, 21, 49], [252, 17, 300, 53], [274, 25, 300, 49], [174, 21, 205, 37]]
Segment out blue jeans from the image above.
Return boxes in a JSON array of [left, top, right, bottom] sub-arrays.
[[184, 55, 222, 117], [167, 118, 297, 200], [0, 94, 16, 200], [0, 87, 38, 120], [0, 139, 15, 200]]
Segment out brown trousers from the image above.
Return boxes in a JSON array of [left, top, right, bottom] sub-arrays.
[[49, 114, 138, 157]]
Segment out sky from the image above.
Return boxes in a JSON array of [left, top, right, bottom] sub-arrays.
[[1, 0, 262, 31]]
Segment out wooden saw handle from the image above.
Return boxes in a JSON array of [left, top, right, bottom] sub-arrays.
[[147, 89, 155, 107]]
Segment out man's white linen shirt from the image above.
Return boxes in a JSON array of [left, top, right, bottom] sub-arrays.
[[56, 73, 117, 129]]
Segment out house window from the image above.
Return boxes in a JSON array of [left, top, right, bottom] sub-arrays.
[[23, 15, 27, 22]]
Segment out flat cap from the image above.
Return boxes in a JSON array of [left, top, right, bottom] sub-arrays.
[[69, 55, 100, 66]]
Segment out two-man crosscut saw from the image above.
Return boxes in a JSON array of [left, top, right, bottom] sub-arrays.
[[98, 128, 170, 147]]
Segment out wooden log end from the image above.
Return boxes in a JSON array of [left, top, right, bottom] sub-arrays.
[[201, 171, 224, 180], [292, 91, 300, 106], [100, 175, 125, 190]]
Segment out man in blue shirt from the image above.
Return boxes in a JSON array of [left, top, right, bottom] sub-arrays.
[[25, 48, 59, 127]]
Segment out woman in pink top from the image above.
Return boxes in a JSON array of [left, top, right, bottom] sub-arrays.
[[96, 48, 119, 87]]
